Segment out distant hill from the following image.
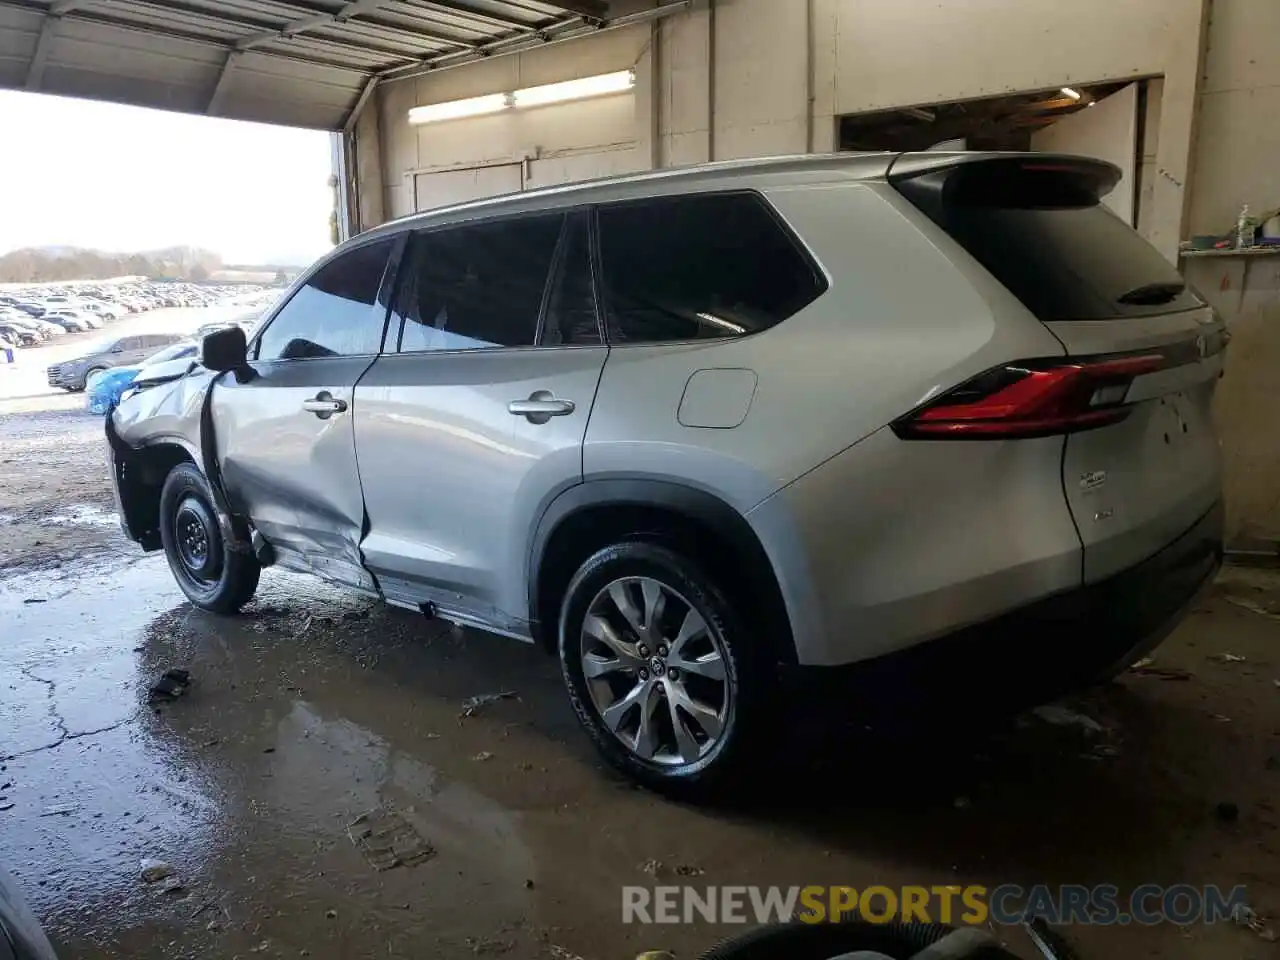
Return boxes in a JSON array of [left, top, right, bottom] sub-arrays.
[[0, 246, 306, 283]]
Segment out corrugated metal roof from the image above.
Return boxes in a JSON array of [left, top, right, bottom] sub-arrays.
[[0, 0, 669, 130]]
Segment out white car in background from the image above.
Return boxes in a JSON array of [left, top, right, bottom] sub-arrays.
[[43, 309, 99, 331], [79, 301, 124, 321]]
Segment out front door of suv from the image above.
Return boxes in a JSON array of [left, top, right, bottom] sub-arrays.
[[355, 210, 606, 635], [212, 236, 399, 590]]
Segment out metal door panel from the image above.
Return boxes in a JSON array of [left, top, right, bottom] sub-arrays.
[[214, 355, 374, 590], [355, 346, 607, 629]]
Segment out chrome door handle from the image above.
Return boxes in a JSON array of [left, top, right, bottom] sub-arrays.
[[302, 393, 347, 418], [508, 394, 575, 424]]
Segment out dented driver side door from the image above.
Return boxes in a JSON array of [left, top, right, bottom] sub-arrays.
[[213, 236, 401, 591]]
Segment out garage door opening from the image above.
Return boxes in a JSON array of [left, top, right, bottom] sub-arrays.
[[840, 80, 1162, 229]]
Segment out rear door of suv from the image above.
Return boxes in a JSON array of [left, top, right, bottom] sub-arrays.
[[890, 154, 1224, 583], [354, 209, 607, 632]]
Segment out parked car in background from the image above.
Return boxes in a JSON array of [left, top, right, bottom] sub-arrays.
[[48, 331, 184, 391], [40, 314, 91, 333], [44, 309, 100, 330], [78, 301, 123, 321], [0, 323, 39, 346]]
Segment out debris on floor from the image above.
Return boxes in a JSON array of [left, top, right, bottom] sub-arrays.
[[635, 952, 677, 960], [1215, 801, 1240, 823], [148, 668, 191, 702], [139, 859, 174, 883], [39, 803, 77, 817], [1128, 660, 1194, 681], [465, 935, 514, 955], [548, 946, 587, 960], [346, 807, 436, 872], [0, 802, 13, 812], [473, 751, 494, 762], [159, 876, 185, 895], [1212, 652, 1247, 663], [1224, 595, 1280, 621], [459, 691, 519, 719], [1031, 704, 1105, 735], [1232, 902, 1278, 941]]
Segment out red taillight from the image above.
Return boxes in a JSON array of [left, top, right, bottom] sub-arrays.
[[893, 354, 1165, 440]]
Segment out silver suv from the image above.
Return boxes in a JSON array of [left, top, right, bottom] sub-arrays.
[[108, 153, 1225, 794]]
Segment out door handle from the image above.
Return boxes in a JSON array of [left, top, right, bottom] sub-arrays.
[[508, 393, 575, 424], [302, 392, 347, 418]]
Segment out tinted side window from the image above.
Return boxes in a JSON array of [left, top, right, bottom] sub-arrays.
[[256, 239, 393, 361], [397, 213, 564, 352], [597, 192, 826, 344]]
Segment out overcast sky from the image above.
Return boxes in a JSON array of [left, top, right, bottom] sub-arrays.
[[0, 90, 334, 266]]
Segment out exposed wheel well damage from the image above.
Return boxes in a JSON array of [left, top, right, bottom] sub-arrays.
[[115, 443, 196, 551], [530, 484, 796, 666]]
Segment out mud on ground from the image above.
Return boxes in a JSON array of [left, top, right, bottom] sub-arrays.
[[1, 397, 1278, 960], [0, 394, 124, 572]]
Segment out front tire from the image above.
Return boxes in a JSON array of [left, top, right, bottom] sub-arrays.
[[558, 541, 773, 798], [159, 462, 260, 613]]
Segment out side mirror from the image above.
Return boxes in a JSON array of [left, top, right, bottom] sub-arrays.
[[110, 345, 123, 353], [200, 326, 248, 372]]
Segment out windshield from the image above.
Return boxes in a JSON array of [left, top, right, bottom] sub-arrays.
[[143, 341, 196, 365]]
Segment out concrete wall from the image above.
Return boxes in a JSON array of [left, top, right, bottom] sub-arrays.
[[359, 0, 1280, 541], [1188, 0, 1280, 239], [366, 0, 1209, 255]]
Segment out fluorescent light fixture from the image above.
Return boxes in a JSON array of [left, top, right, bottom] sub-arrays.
[[408, 93, 510, 125], [407, 70, 635, 125], [512, 69, 635, 108], [1061, 86, 1082, 100]]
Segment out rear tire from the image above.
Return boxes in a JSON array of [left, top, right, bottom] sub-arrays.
[[159, 462, 260, 613], [558, 541, 774, 799]]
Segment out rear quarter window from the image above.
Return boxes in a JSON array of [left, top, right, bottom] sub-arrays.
[[596, 191, 827, 344]]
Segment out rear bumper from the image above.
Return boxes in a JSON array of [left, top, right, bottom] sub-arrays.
[[794, 500, 1223, 716]]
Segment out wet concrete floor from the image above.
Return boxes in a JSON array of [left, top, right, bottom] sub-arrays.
[[3, 541, 1279, 960], [2, 392, 1280, 960]]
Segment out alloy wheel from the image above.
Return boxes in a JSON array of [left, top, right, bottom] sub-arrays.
[[579, 576, 732, 766]]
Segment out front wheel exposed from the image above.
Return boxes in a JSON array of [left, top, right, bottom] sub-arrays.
[[558, 541, 772, 797], [159, 462, 260, 613]]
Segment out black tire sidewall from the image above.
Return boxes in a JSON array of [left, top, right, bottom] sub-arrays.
[[558, 541, 770, 796], [159, 462, 258, 613]]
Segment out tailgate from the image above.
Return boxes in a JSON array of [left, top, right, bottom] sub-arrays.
[[1049, 311, 1224, 581], [890, 153, 1226, 581]]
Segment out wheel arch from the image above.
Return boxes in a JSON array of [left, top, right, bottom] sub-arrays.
[[108, 424, 201, 551], [527, 479, 797, 665]]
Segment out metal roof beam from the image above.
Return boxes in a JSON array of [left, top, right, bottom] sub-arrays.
[[206, 49, 240, 113], [24, 15, 57, 89], [342, 72, 377, 131], [236, 0, 404, 50], [540, 0, 606, 20], [379, 1, 689, 83], [25, 0, 87, 90]]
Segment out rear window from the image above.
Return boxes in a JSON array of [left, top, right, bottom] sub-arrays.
[[892, 159, 1203, 321]]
